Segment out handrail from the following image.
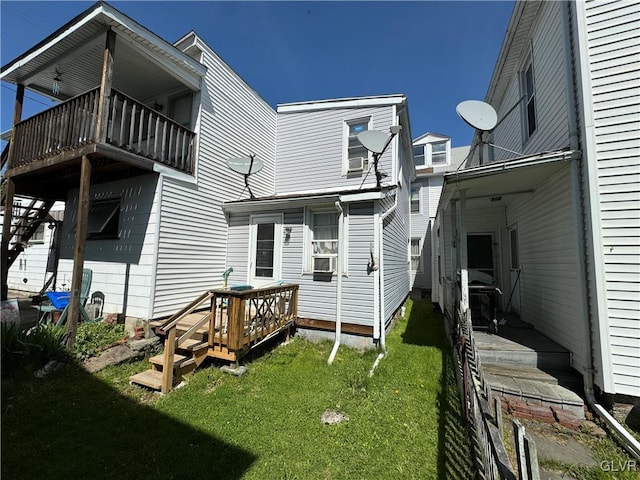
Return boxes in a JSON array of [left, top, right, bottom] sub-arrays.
[[158, 290, 211, 333]]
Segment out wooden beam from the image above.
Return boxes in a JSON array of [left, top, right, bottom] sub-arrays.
[[96, 29, 116, 143], [1, 179, 15, 301], [66, 155, 91, 348], [295, 317, 373, 337]]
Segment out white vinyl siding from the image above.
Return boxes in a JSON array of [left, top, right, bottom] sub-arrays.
[[152, 40, 276, 318], [506, 167, 588, 373], [275, 106, 394, 194], [227, 206, 375, 327], [58, 175, 160, 318], [583, 0, 640, 396]]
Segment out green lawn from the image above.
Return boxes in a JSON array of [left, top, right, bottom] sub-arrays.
[[2, 299, 474, 479]]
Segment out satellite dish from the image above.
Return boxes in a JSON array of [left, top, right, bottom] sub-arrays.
[[456, 100, 497, 132], [227, 156, 264, 175], [357, 130, 391, 154]]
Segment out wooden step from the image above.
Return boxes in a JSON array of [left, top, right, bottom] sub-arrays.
[[149, 354, 195, 369], [178, 338, 208, 351], [129, 370, 163, 390]]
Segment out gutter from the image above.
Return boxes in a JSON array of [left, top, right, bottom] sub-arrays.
[[327, 200, 345, 365], [369, 192, 398, 376]]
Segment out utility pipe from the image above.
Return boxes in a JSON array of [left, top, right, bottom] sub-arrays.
[[369, 192, 399, 376], [328, 200, 344, 365]]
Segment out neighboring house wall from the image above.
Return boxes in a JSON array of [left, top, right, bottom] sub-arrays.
[[577, 0, 640, 396], [488, 1, 571, 163], [58, 174, 160, 318], [151, 35, 277, 318], [275, 106, 395, 194]]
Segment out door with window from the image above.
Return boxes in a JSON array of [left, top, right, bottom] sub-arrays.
[[508, 227, 521, 313], [249, 215, 282, 287]]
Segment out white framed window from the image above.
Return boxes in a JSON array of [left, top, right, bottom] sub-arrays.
[[410, 187, 420, 213], [521, 56, 537, 141], [410, 238, 422, 272], [344, 117, 371, 174], [431, 141, 447, 164], [303, 207, 348, 275], [413, 144, 426, 167]]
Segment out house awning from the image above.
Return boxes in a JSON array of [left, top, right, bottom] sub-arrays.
[[438, 149, 581, 210], [222, 186, 396, 214]]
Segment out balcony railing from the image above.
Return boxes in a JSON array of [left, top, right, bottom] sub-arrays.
[[9, 88, 195, 175]]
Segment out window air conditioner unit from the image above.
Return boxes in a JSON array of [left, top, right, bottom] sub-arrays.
[[347, 156, 366, 172], [313, 257, 335, 273]]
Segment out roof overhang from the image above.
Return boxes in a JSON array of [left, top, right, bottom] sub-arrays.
[[1, 1, 206, 100], [222, 187, 394, 214], [278, 94, 406, 114], [438, 149, 581, 210]]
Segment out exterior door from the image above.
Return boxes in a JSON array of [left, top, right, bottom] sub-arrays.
[[508, 227, 521, 313], [249, 214, 282, 287]]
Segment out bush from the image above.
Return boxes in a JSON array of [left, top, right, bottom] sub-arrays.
[[1, 323, 68, 378], [72, 321, 126, 361]]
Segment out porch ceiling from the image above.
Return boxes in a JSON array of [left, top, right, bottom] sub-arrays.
[[1, 3, 204, 102], [441, 150, 580, 209]]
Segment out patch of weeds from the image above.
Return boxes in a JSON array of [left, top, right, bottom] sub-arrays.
[[72, 321, 126, 361]]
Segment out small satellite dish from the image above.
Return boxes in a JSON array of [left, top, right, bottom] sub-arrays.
[[456, 100, 497, 132], [227, 156, 264, 175], [357, 130, 391, 154]]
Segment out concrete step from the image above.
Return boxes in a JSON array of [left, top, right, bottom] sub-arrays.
[[483, 364, 583, 391], [483, 364, 585, 419]]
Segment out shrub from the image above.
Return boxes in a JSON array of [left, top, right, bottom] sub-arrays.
[[1, 323, 68, 378]]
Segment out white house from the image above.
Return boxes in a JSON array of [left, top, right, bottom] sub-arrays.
[[433, 0, 640, 400], [409, 133, 469, 294], [1, 2, 275, 319], [222, 95, 415, 348]]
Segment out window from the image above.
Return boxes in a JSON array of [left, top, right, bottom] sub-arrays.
[[413, 145, 426, 167], [509, 228, 519, 269], [29, 223, 45, 243], [87, 198, 120, 240], [168, 91, 193, 128], [255, 223, 275, 278], [411, 238, 422, 271], [431, 141, 447, 164], [311, 212, 338, 272], [523, 60, 536, 139], [411, 187, 420, 213], [345, 118, 370, 173]]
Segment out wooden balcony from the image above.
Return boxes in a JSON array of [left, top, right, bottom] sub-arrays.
[[6, 88, 195, 199], [132, 284, 299, 393]]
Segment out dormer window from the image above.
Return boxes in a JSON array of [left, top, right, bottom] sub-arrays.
[[344, 118, 371, 174], [431, 141, 447, 164], [413, 145, 426, 167]]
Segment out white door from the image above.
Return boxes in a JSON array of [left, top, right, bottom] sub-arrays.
[[249, 214, 283, 287]]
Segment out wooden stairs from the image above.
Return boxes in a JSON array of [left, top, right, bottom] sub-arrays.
[[129, 284, 299, 393]]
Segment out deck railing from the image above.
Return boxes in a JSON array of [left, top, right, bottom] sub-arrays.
[[157, 283, 299, 393], [8, 88, 195, 174]]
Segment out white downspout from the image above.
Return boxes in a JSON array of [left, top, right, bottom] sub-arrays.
[[369, 193, 398, 376], [328, 200, 344, 365]]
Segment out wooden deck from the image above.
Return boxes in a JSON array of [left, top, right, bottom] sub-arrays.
[[131, 283, 299, 393]]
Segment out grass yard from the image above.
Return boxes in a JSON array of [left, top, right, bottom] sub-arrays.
[[2, 299, 474, 479]]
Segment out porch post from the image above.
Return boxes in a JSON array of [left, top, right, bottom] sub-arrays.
[[1, 83, 24, 300], [66, 155, 91, 347], [96, 29, 116, 143], [458, 190, 469, 314]]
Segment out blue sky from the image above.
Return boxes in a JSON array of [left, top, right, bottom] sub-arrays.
[[1, 1, 514, 147]]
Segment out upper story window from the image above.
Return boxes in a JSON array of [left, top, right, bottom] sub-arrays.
[[413, 145, 426, 167], [431, 141, 447, 164], [344, 118, 371, 173], [522, 60, 537, 140], [410, 187, 420, 213]]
